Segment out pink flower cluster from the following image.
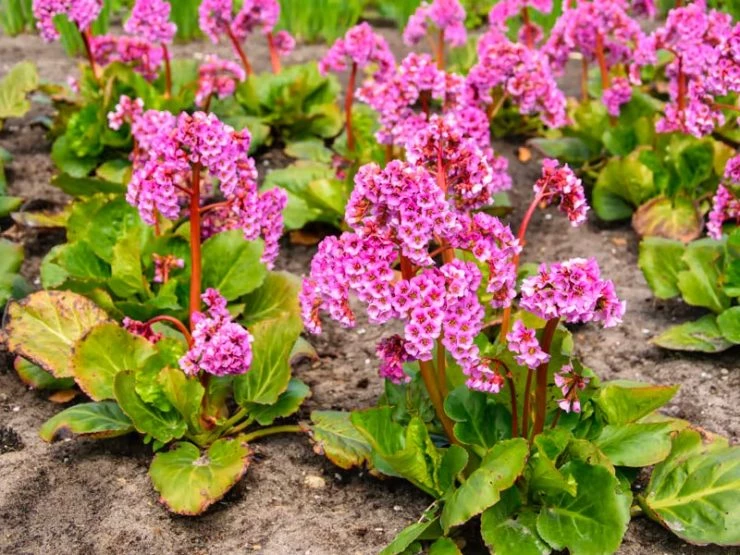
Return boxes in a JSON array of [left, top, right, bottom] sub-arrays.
[[544, 0, 653, 115], [520, 258, 625, 327], [318, 23, 395, 79], [108, 95, 144, 131], [32, 0, 102, 41], [124, 110, 285, 268], [231, 0, 279, 40], [377, 335, 412, 383], [554, 365, 590, 413], [403, 0, 467, 48], [152, 253, 184, 283], [196, 55, 247, 107], [707, 154, 740, 239], [90, 35, 164, 81], [123, 317, 163, 343], [489, 0, 553, 46], [506, 320, 550, 369], [180, 289, 254, 376], [651, 3, 740, 137], [124, 0, 176, 45], [534, 159, 589, 226], [467, 29, 567, 127]]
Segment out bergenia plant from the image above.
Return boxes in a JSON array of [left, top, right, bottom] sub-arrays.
[[198, 0, 295, 76], [3, 111, 311, 515], [488, 0, 553, 48], [305, 140, 740, 550], [403, 0, 467, 69], [640, 152, 740, 353]]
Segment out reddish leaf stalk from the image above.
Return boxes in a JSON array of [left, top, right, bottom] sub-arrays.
[[189, 163, 203, 330], [80, 28, 100, 81], [677, 56, 686, 112], [226, 27, 253, 76], [199, 200, 230, 216], [521, 7, 534, 49], [266, 32, 282, 74], [162, 43, 172, 98], [594, 33, 611, 94], [532, 317, 560, 437], [436, 28, 445, 69], [521, 369, 534, 436], [146, 315, 194, 347], [345, 62, 358, 152]]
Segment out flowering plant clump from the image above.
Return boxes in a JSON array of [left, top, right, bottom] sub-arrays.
[[307, 143, 739, 549], [3, 111, 310, 515]]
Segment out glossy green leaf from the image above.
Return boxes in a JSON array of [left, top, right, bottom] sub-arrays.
[[4, 290, 111, 377], [528, 432, 577, 497], [380, 505, 442, 555], [110, 227, 148, 298], [653, 315, 733, 353], [114, 370, 187, 444], [245, 378, 309, 426], [156, 367, 205, 431], [641, 429, 740, 545], [50, 137, 98, 178], [717, 307, 740, 344], [536, 461, 630, 555], [428, 537, 461, 555], [594, 380, 679, 424], [0, 61, 38, 121], [638, 237, 686, 299], [633, 196, 702, 242], [444, 385, 510, 449], [594, 423, 674, 467], [234, 318, 297, 406], [149, 438, 250, 515], [14, 357, 76, 390], [310, 410, 373, 470], [593, 156, 655, 221], [201, 231, 267, 300], [285, 139, 333, 163], [437, 444, 469, 495], [71, 322, 157, 400], [441, 438, 529, 532], [0, 238, 23, 307], [95, 159, 131, 184], [481, 489, 551, 555], [528, 137, 592, 164], [39, 401, 133, 442], [241, 271, 302, 334], [677, 239, 729, 313]]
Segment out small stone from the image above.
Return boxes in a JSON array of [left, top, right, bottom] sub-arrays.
[[304, 475, 326, 489], [544, 213, 553, 220], [357, 328, 367, 335], [720, 368, 729, 375], [393, 505, 402, 512], [641, 328, 650, 334], [364, 358, 371, 365]]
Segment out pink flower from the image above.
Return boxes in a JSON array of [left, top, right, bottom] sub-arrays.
[[196, 55, 246, 107], [534, 159, 589, 226], [199, 0, 233, 43], [602, 76, 633, 117], [465, 361, 504, 393], [520, 258, 625, 327], [707, 155, 740, 239], [272, 30, 295, 56], [123, 317, 163, 343], [554, 365, 590, 413], [108, 95, 144, 130], [404, 0, 467, 48], [231, 0, 280, 40], [319, 22, 395, 79], [90, 35, 164, 81], [377, 335, 412, 383], [180, 289, 254, 376], [33, 0, 102, 41], [506, 320, 550, 369], [124, 0, 176, 45], [152, 253, 184, 283]]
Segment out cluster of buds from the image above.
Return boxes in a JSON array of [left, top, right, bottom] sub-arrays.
[[32, 0, 102, 42], [196, 55, 247, 108], [90, 35, 164, 81], [554, 365, 590, 413], [488, 0, 553, 46], [707, 154, 740, 239], [403, 0, 467, 50]]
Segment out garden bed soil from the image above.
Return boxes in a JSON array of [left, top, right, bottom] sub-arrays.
[[1, 30, 739, 555]]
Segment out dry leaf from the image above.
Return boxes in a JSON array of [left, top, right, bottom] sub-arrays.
[[48, 389, 78, 403], [289, 230, 322, 246], [611, 237, 627, 247], [517, 147, 532, 163]]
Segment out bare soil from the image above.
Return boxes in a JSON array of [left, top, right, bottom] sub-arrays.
[[1, 29, 739, 555]]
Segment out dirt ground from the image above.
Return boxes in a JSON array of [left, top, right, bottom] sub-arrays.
[[1, 27, 739, 555]]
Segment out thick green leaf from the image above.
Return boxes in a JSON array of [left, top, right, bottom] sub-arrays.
[[0, 238, 23, 307], [149, 438, 250, 515], [245, 378, 310, 426], [528, 138, 592, 164], [441, 438, 529, 532], [593, 156, 656, 221], [437, 444, 469, 495], [677, 239, 730, 313], [380, 505, 442, 555], [39, 401, 133, 442], [632, 196, 702, 242], [234, 318, 297, 406], [653, 315, 733, 353], [95, 159, 131, 184], [157, 367, 205, 431], [352, 409, 444, 497], [444, 386, 510, 449], [717, 307, 740, 344], [528, 430, 578, 497], [536, 461, 630, 555], [594, 380, 679, 424], [40, 241, 110, 290], [593, 423, 675, 467], [114, 370, 187, 444], [0, 61, 38, 121], [201, 231, 267, 300], [638, 237, 686, 299], [71, 323, 157, 401], [285, 139, 333, 163], [3, 290, 111, 377], [428, 537, 461, 554], [310, 410, 372, 470], [241, 271, 302, 335], [14, 357, 76, 390], [0, 195, 22, 217], [641, 429, 740, 545], [110, 227, 148, 298], [52, 172, 126, 196], [481, 489, 551, 555]]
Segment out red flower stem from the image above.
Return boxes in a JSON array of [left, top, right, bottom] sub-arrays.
[[174, 183, 193, 195], [154, 210, 161, 236], [146, 315, 194, 347], [345, 62, 357, 152], [421, 91, 431, 117], [532, 318, 560, 438], [521, 7, 534, 49], [507, 375, 519, 438], [521, 369, 534, 436], [713, 102, 740, 113], [266, 32, 281, 74], [385, 143, 394, 163], [487, 92, 509, 121], [80, 27, 100, 82], [203, 93, 213, 113], [162, 43, 172, 98], [436, 28, 445, 70], [199, 201, 230, 216], [549, 381, 577, 430], [227, 27, 253, 76], [189, 163, 203, 331], [594, 33, 611, 92]]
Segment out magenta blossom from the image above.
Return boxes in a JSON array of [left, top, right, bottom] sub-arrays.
[[152, 253, 184, 283], [534, 159, 589, 226], [124, 0, 176, 45], [707, 155, 740, 239], [33, 0, 102, 41], [231, 0, 279, 40], [404, 0, 467, 48], [123, 317, 163, 344], [196, 55, 247, 107], [318, 22, 395, 79], [520, 258, 625, 327], [377, 335, 413, 384], [108, 95, 144, 131], [199, 0, 233, 43], [90, 35, 164, 81], [506, 320, 550, 369], [554, 365, 590, 413], [180, 289, 254, 376]]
